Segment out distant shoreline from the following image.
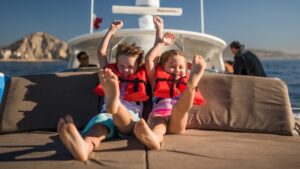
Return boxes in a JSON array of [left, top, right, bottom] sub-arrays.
[[261, 56, 300, 60], [223, 56, 300, 61], [1, 56, 300, 63]]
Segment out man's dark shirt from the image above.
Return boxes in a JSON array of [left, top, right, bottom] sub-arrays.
[[233, 49, 267, 77]]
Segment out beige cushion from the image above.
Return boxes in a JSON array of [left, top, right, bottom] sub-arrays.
[[0, 72, 100, 133], [0, 72, 295, 135], [187, 73, 295, 135], [148, 130, 300, 169], [0, 132, 146, 169], [1, 130, 300, 169]]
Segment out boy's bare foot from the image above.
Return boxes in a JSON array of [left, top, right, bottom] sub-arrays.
[[58, 115, 90, 161], [134, 119, 161, 150], [188, 55, 206, 89], [99, 68, 121, 114]]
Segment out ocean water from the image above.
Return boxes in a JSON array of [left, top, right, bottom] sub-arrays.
[[262, 58, 300, 117], [0, 61, 69, 76], [0, 59, 299, 115]]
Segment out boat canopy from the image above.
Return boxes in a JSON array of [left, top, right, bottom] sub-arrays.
[[68, 28, 226, 72]]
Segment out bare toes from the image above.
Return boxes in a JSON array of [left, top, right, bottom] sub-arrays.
[[57, 118, 65, 133], [65, 114, 74, 124]]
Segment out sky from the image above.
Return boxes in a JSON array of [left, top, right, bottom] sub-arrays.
[[1, 0, 300, 53]]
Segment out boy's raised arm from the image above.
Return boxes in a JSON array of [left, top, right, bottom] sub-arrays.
[[98, 20, 123, 69]]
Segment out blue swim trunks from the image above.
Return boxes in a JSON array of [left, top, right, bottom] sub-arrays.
[[82, 111, 140, 139]]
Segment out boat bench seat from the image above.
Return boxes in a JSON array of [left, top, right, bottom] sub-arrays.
[[0, 71, 299, 169]]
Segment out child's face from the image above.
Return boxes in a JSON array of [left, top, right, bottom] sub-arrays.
[[117, 54, 139, 78], [163, 54, 186, 78]]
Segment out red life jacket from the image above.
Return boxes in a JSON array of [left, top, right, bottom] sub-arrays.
[[93, 64, 149, 102], [153, 66, 206, 105]]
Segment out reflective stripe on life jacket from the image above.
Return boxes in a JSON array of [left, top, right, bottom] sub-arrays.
[[153, 66, 206, 105], [93, 64, 149, 102]]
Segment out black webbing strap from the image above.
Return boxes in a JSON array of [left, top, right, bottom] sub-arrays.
[[155, 75, 187, 98]]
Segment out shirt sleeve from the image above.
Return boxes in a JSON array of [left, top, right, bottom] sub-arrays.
[[233, 56, 244, 75]]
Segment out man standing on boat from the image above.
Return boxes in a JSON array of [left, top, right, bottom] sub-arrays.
[[230, 41, 267, 77]]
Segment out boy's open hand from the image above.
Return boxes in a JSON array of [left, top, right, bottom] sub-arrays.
[[110, 20, 123, 32], [161, 32, 175, 46]]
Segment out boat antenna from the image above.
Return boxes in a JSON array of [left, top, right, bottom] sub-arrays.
[[90, 0, 94, 34], [200, 0, 205, 33]]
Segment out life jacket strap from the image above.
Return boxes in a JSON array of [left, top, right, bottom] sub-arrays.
[[155, 75, 187, 97], [119, 78, 147, 92]]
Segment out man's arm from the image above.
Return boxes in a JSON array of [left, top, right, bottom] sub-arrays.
[[233, 56, 244, 75]]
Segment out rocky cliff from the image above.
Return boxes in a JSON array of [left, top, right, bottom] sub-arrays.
[[0, 32, 69, 60]]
